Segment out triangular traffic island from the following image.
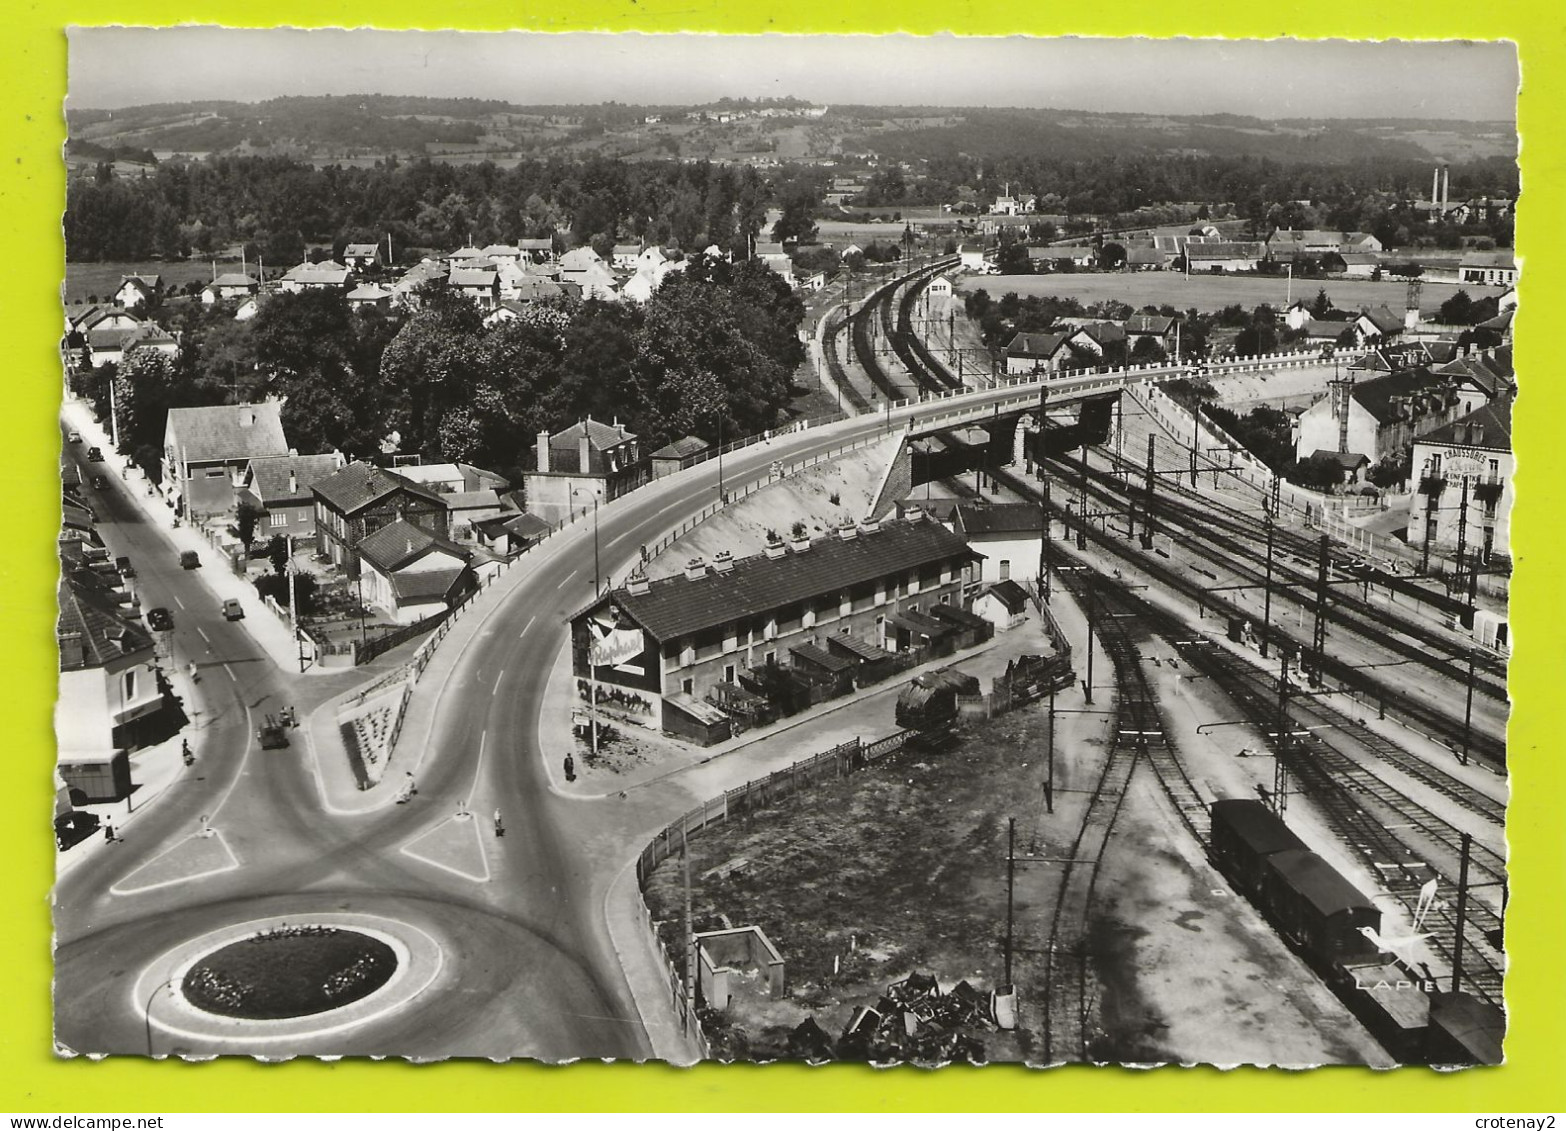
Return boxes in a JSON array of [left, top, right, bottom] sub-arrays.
[[111, 829, 240, 896], [399, 812, 490, 883]]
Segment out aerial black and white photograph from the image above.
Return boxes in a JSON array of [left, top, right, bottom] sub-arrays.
[[53, 29, 1517, 1066]]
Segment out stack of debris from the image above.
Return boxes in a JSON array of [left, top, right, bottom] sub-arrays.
[[797, 971, 998, 1063]]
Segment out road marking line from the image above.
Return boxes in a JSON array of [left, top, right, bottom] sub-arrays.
[[224, 664, 238, 683], [555, 570, 577, 589], [198, 627, 211, 644], [493, 670, 505, 693], [173, 595, 185, 609], [521, 615, 536, 637]]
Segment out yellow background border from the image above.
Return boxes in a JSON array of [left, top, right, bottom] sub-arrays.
[[2, 3, 1558, 1113]]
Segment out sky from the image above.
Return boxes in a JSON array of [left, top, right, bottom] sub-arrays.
[[67, 30, 1518, 121]]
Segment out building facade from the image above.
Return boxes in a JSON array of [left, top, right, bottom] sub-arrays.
[[523, 418, 646, 524], [312, 461, 451, 577], [569, 517, 977, 737], [1406, 400, 1513, 563]]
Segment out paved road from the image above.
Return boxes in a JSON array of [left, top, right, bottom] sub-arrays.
[[52, 375, 1103, 1059]]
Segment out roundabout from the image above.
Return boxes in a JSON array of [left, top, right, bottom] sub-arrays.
[[131, 913, 444, 1053]]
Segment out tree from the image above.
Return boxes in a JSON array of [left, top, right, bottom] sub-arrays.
[[236, 500, 265, 548], [1309, 288, 1333, 319], [252, 289, 390, 456], [1097, 242, 1127, 271], [772, 188, 818, 245], [267, 535, 289, 576], [1439, 290, 1477, 325], [1130, 335, 1166, 364]]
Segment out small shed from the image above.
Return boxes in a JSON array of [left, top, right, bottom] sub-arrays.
[[827, 633, 898, 686], [886, 608, 958, 657], [58, 749, 131, 805], [663, 693, 732, 747], [928, 602, 994, 650], [695, 926, 786, 1011], [650, 435, 711, 480], [790, 642, 857, 697], [974, 579, 1030, 631]]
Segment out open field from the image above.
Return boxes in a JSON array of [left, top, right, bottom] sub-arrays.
[[64, 260, 225, 305], [956, 272, 1482, 317]]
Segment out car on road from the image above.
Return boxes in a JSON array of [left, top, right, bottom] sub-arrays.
[[179, 550, 201, 570], [146, 607, 173, 631], [87, 447, 103, 462], [90, 474, 109, 489], [66, 430, 81, 444], [222, 598, 244, 621], [114, 556, 135, 578]]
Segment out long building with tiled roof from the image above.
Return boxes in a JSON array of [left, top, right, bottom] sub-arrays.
[[569, 515, 979, 738], [312, 460, 452, 576]]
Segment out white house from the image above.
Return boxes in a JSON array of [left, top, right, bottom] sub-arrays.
[[200, 273, 259, 305], [1004, 331, 1072, 376], [959, 246, 986, 273], [953, 504, 1044, 587], [113, 275, 160, 310], [279, 261, 353, 292], [1407, 398, 1513, 565], [356, 519, 475, 625], [972, 579, 1030, 633], [926, 276, 954, 300], [1458, 251, 1519, 288]]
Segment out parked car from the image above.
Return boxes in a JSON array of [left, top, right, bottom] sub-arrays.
[[114, 556, 135, 578], [147, 607, 173, 631], [179, 550, 200, 570], [222, 598, 244, 621], [66, 430, 81, 444], [87, 447, 104, 462]]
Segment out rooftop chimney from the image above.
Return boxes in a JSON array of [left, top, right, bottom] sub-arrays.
[[859, 517, 882, 535], [536, 430, 550, 473], [903, 505, 925, 523], [712, 550, 735, 574], [685, 557, 707, 581], [288, 470, 298, 496], [838, 522, 858, 541], [626, 572, 650, 596]]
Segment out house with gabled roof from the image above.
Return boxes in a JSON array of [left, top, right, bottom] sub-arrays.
[[238, 452, 347, 540], [391, 259, 449, 308], [279, 261, 353, 292], [1293, 368, 1463, 473], [1434, 347, 1515, 414], [201, 273, 259, 305], [953, 503, 1045, 587], [568, 515, 979, 739], [1186, 242, 1265, 272], [1354, 305, 1405, 343], [517, 237, 555, 261], [1004, 330, 1073, 376], [356, 518, 476, 624], [524, 417, 646, 523], [346, 283, 394, 311], [342, 242, 384, 271], [311, 460, 452, 576], [650, 435, 711, 479], [1458, 250, 1519, 288], [113, 274, 160, 311], [162, 402, 290, 519], [1123, 313, 1176, 350]]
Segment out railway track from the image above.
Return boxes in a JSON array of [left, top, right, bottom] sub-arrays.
[[1077, 437, 1510, 699]]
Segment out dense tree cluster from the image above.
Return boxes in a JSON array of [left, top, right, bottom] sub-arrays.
[[88, 257, 805, 485], [65, 154, 790, 265]]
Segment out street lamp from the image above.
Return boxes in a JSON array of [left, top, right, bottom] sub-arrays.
[[571, 487, 602, 596], [144, 976, 175, 1057]]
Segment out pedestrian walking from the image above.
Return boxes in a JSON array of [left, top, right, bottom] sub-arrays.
[[104, 823, 116, 843]]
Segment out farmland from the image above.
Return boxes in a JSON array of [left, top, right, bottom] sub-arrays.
[[63, 259, 224, 305], [955, 271, 1483, 317]]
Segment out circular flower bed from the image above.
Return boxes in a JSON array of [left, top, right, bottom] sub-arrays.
[[181, 925, 398, 1020]]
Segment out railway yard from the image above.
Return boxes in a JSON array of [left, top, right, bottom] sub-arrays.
[[654, 260, 1511, 1066]]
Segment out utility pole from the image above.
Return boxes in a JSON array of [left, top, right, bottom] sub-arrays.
[[1452, 477, 1470, 596], [1045, 680, 1056, 813], [1260, 505, 1275, 660], [1083, 574, 1096, 706], [1452, 832, 1472, 995], [1004, 818, 1016, 989], [1076, 438, 1088, 551], [1460, 647, 1476, 767], [1190, 408, 1200, 488], [1273, 649, 1291, 816], [682, 826, 696, 1038], [1141, 434, 1156, 550], [1309, 535, 1330, 684]]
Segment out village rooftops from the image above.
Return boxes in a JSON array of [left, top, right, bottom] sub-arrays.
[[343, 243, 381, 258], [57, 572, 153, 671], [208, 273, 258, 288], [1459, 249, 1518, 269], [312, 460, 447, 516], [356, 517, 471, 575], [650, 436, 711, 460], [1342, 368, 1458, 425], [1418, 400, 1512, 453], [244, 453, 346, 505], [1358, 305, 1405, 336], [1005, 331, 1071, 359], [597, 517, 976, 642], [1124, 314, 1174, 335], [1185, 241, 1265, 259], [954, 503, 1047, 537], [550, 417, 636, 452], [166, 403, 289, 465]]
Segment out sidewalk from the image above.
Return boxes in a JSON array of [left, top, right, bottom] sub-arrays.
[[63, 397, 322, 676]]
